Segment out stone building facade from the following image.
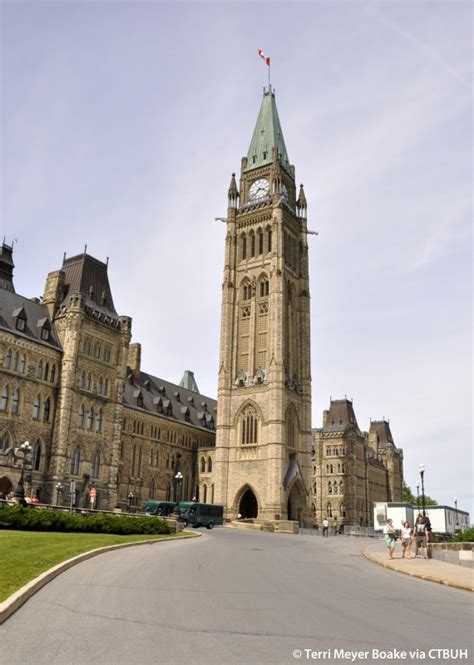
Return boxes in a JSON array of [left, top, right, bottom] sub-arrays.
[[0, 243, 216, 509], [311, 399, 403, 528]]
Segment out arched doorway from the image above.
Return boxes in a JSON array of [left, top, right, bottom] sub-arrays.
[[287, 480, 306, 525], [0, 476, 14, 498], [239, 489, 258, 518]]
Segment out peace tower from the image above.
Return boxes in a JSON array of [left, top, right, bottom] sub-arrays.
[[214, 86, 312, 525]]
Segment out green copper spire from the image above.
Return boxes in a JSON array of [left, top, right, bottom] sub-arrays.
[[244, 86, 290, 174], [179, 370, 200, 393]]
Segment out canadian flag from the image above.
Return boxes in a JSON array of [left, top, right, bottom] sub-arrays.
[[258, 49, 271, 66]]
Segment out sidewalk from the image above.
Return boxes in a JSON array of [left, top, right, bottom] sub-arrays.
[[363, 540, 474, 592]]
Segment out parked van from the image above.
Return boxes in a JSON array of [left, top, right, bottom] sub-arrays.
[[140, 500, 176, 517], [179, 502, 224, 529]]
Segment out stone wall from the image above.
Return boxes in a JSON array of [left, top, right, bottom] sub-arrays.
[[429, 542, 473, 568]]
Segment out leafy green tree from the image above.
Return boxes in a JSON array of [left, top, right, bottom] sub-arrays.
[[402, 482, 438, 506]]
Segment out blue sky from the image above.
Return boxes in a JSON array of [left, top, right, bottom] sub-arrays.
[[1, 1, 472, 515]]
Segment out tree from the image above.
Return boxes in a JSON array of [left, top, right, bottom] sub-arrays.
[[403, 482, 438, 507]]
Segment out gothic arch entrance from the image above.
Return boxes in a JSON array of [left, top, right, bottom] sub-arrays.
[[287, 480, 306, 525], [239, 488, 258, 519], [0, 476, 14, 498]]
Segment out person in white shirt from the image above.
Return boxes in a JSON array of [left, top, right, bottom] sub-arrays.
[[400, 520, 412, 559], [322, 517, 329, 537]]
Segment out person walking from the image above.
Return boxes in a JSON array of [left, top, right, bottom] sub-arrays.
[[322, 517, 329, 537], [383, 518, 397, 559], [414, 514, 428, 559], [401, 520, 412, 559]]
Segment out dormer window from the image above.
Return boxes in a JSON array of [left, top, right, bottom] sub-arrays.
[[12, 307, 27, 332], [174, 391, 180, 402], [37, 317, 51, 342]]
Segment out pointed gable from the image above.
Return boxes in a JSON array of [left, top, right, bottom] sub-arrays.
[[244, 86, 290, 174]]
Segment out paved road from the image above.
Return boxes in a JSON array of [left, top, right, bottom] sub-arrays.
[[1, 529, 472, 665]]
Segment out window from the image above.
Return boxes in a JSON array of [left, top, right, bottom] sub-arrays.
[[70, 447, 81, 475], [241, 406, 258, 445], [50, 365, 56, 383], [43, 397, 51, 422], [0, 385, 9, 411], [12, 389, 20, 415], [328, 482, 332, 494], [91, 450, 100, 479], [242, 234, 247, 260], [339, 481, 344, 494], [19, 354, 26, 373], [98, 377, 103, 394], [13, 352, 19, 371], [258, 229, 264, 255], [33, 440, 42, 471], [95, 410, 102, 433], [80, 372, 86, 388], [250, 232, 255, 257], [267, 227, 272, 253], [78, 404, 85, 428], [0, 430, 12, 452], [87, 373, 91, 390], [207, 457, 212, 472], [44, 363, 49, 382], [4, 350, 11, 369], [260, 279, 269, 297], [87, 408, 93, 430], [41, 328, 50, 341], [32, 395, 41, 419], [36, 360, 43, 380], [16, 318, 26, 332]]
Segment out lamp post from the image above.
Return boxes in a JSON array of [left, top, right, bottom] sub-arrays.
[[174, 471, 183, 505], [55, 483, 64, 506], [419, 464, 426, 517], [13, 441, 33, 506], [454, 497, 458, 529], [127, 492, 134, 511], [416, 482, 420, 514]]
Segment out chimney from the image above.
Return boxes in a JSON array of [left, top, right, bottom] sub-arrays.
[[42, 269, 66, 318], [0, 242, 15, 293], [322, 409, 329, 427], [128, 343, 141, 377]]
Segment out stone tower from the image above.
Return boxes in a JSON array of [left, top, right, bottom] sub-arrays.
[[214, 86, 312, 524]]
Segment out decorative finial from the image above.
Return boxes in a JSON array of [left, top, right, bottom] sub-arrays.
[[84, 244, 87, 254]]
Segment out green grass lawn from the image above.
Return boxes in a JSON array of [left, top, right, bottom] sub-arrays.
[[0, 530, 194, 602]]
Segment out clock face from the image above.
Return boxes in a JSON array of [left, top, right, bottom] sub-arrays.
[[249, 178, 270, 200]]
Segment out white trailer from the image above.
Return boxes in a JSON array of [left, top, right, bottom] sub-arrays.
[[373, 502, 414, 531], [373, 502, 471, 534], [422, 506, 470, 535]]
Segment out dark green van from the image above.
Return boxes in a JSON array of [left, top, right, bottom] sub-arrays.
[[140, 500, 176, 517], [179, 502, 224, 529]]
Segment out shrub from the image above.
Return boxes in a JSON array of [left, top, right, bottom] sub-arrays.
[[0, 505, 170, 535], [451, 527, 474, 542]]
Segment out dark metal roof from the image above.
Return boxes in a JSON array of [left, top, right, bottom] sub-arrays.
[[124, 370, 217, 435], [61, 253, 117, 315], [0, 289, 62, 350], [323, 399, 361, 434], [370, 420, 395, 449]]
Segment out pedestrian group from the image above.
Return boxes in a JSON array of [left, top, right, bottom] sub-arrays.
[[383, 514, 431, 560]]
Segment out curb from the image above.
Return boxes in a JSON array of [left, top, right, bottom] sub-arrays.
[[0, 530, 201, 625], [362, 546, 473, 593]]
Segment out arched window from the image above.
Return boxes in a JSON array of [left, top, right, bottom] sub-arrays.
[[242, 282, 251, 301], [207, 457, 212, 473], [149, 479, 155, 500], [80, 372, 86, 388], [33, 439, 42, 471], [95, 410, 102, 433], [91, 450, 100, 479], [32, 395, 41, 419], [12, 351, 19, 371], [19, 354, 26, 373], [267, 227, 272, 253], [241, 234, 247, 260], [339, 481, 344, 494], [44, 362, 49, 382], [259, 279, 269, 297], [104, 379, 109, 395], [50, 365, 56, 383], [78, 404, 84, 428], [0, 430, 12, 452], [87, 408, 93, 430], [70, 447, 81, 475], [98, 377, 103, 394], [11, 388, 19, 414], [4, 349, 12, 369], [200, 457, 205, 473], [87, 373, 91, 390], [250, 232, 255, 257], [203, 484, 207, 503], [340, 503, 346, 518], [258, 229, 264, 255], [137, 445, 142, 476], [328, 482, 332, 494], [36, 360, 43, 379], [327, 502, 333, 517], [0, 385, 9, 411], [241, 405, 258, 445], [43, 397, 51, 422]]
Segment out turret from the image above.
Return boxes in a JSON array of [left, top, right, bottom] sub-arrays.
[[227, 173, 239, 209], [296, 184, 307, 218]]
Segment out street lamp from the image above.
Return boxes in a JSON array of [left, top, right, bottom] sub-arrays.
[[454, 497, 458, 528], [174, 471, 183, 505], [127, 492, 134, 510], [419, 464, 425, 517], [416, 482, 420, 514], [14, 441, 33, 506], [55, 483, 64, 505]]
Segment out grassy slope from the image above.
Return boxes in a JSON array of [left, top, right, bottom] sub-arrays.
[[0, 530, 192, 602]]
